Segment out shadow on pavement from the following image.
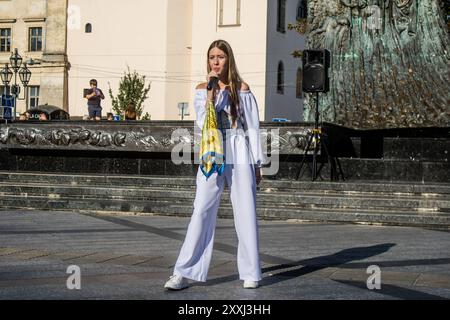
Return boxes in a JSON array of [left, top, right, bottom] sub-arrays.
[[259, 243, 396, 286], [195, 243, 396, 288], [333, 280, 448, 300]]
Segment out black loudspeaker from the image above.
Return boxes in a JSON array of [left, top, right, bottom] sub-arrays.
[[302, 49, 330, 93]]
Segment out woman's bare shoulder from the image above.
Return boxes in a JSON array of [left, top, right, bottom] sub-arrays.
[[240, 82, 250, 91], [196, 83, 207, 90]]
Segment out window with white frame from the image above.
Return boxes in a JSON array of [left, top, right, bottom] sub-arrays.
[[277, 0, 286, 33], [28, 86, 39, 108], [297, 0, 307, 21], [296, 67, 303, 98], [29, 27, 42, 51], [0, 85, 11, 95], [218, 0, 241, 27], [0, 28, 11, 52], [277, 61, 284, 94]]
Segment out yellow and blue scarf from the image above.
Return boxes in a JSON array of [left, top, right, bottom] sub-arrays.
[[200, 100, 225, 178]]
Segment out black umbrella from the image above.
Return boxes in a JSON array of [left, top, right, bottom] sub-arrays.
[[26, 104, 70, 120]]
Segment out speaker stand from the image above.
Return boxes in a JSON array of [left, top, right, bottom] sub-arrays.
[[296, 92, 344, 181]]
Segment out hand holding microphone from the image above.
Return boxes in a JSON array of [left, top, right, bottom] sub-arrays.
[[207, 76, 219, 91], [207, 71, 220, 91], [206, 71, 219, 102]]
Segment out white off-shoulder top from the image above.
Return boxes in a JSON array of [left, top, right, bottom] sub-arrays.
[[194, 89, 266, 168]]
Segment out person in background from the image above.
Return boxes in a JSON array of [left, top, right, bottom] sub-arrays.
[[85, 79, 105, 121], [19, 112, 30, 120], [106, 112, 114, 121], [125, 102, 137, 120], [38, 113, 48, 121]]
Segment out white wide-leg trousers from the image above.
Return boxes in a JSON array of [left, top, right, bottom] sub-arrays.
[[173, 134, 262, 282]]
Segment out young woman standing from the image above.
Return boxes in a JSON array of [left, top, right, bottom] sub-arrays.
[[165, 39, 265, 290]]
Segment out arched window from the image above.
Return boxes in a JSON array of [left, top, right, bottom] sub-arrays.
[[297, 0, 307, 21], [296, 67, 303, 98], [85, 23, 92, 33], [277, 61, 284, 94], [277, 0, 286, 33]]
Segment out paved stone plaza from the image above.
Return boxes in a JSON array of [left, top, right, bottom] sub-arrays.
[[0, 210, 449, 300]]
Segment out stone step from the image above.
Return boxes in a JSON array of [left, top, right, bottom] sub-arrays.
[[1, 171, 449, 195], [1, 183, 449, 213], [1, 171, 449, 229], [2, 180, 450, 199], [0, 172, 196, 189], [277, 158, 450, 183], [3, 193, 448, 217], [0, 196, 449, 230]]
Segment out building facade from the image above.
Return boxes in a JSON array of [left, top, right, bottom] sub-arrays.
[[67, 0, 306, 121], [0, 0, 69, 115], [1, 0, 306, 120]]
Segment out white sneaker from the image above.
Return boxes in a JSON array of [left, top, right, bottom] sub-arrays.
[[164, 275, 189, 290], [243, 280, 259, 289]]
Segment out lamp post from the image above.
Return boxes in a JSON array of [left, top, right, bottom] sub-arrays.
[[0, 48, 32, 119], [178, 102, 189, 120]]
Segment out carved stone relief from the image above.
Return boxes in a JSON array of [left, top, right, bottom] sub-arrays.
[[305, 0, 449, 129], [0, 123, 317, 155]]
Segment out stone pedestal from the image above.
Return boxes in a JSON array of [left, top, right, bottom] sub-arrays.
[[0, 121, 448, 183]]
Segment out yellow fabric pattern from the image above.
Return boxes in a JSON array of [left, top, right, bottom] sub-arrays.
[[200, 100, 225, 178]]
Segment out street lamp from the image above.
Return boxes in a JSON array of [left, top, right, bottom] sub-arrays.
[[0, 64, 13, 90], [0, 48, 32, 119], [19, 63, 32, 86]]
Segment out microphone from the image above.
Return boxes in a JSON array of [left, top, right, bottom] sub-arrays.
[[207, 76, 219, 91]]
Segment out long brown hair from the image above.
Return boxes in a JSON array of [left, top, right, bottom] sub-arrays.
[[207, 40, 242, 125]]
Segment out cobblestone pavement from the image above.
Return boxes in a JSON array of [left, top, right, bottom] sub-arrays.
[[0, 210, 449, 300]]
